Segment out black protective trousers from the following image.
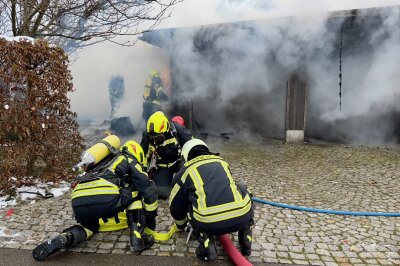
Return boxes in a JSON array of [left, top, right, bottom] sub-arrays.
[[153, 162, 181, 200], [72, 187, 136, 233], [73, 197, 122, 233]]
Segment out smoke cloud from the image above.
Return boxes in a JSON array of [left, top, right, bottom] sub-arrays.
[[69, 39, 169, 128], [157, 5, 400, 144], [68, 0, 400, 144], [108, 75, 125, 119]]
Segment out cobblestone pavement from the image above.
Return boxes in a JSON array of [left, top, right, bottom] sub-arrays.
[[1, 140, 399, 265]]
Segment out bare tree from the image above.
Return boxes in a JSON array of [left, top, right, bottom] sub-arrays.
[[0, 0, 182, 53]]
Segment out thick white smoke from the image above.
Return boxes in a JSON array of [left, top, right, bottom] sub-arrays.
[[69, 39, 169, 129], [156, 5, 400, 144], [68, 0, 400, 143]]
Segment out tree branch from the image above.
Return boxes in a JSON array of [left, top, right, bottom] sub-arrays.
[[0, 0, 183, 54]]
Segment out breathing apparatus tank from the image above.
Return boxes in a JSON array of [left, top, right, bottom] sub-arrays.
[[73, 135, 121, 172]]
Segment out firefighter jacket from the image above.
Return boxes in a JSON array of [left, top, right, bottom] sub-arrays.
[[71, 153, 158, 216], [141, 122, 192, 167], [143, 76, 169, 106], [169, 155, 252, 233]]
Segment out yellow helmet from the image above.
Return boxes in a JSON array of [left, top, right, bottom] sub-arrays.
[[150, 70, 160, 78], [147, 111, 169, 135], [181, 138, 208, 162], [120, 140, 146, 166]]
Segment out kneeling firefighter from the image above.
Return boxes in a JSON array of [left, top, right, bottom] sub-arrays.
[[169, 138, 254, 261], [32, 140, 158, 261], [141, 111, 192, 199]]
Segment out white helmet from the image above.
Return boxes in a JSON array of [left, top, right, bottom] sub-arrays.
[[181, 138, 208, 162]]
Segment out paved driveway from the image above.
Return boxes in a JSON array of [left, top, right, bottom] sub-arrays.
[[1, 140, 399, 265]]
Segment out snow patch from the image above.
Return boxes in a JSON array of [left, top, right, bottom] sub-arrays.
[[50, 185, 71, 197], [0, 196, 16, 209], [1, 180, 70, 210], [0, 35, 35, 43], [0, 226, 21, 238]]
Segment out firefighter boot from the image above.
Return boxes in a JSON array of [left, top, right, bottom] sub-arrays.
[[195, 233, 217, 261], [32, 225, 89, 261], [239, 225, 253, 256], [129, 223, 154, 253], [32, 234, 70, 261]]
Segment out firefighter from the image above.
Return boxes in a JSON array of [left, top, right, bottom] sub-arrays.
[[171, 115, 185, 127], [142, 70, 169, 122], [141, 111, 192, 200], [169, 138, 254, 261], [32, 140, 158, 261]]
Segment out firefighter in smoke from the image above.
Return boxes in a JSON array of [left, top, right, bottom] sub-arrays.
[[32, 140, 158, 261], [171, 115, 185, 127], [142, 70, 169, 122], [169, 138, 254, 261], [141, 111, 192, 199]]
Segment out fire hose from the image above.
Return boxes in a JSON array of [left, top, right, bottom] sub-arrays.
[[144, 225, 253, 266], [252, 197, 400, 217], [218, 234, 253, 266]]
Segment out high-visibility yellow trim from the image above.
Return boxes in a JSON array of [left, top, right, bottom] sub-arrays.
[[193, 200, 252, 223], [185, 158, 227, 210], [247, 235, 252, 242], [193, 194, 251, 215], [161, 137, 178, 146], [221, 162, 242, 202], [156, 87, 165, 93], [186, 158, 223, 170], [175, 218, 187, 225], [151, 100, 161, 105], [99, 212, 128, 232], [83, 226, 94, 239], [143, 200, 158, 212], [134, 230, 142, 238], [98, 212, 179, 242], [204, 238, 209, 248], [170, 157, 224, 208], [74, 179, 117, 189], [144, 224, 177, 241], [71, 188, 119, 199], [158, 159, 179, 168], [127, 200, 143, 210], [169, 171, 189, 206], [170, 156, 249, 222], [135, 164, 147, 175], [169, 183, 181, 206], [184, 155, 222, 167], [190, 168, 206, 210], [108, 155, 125, 172], [131, 191, 138, 198]]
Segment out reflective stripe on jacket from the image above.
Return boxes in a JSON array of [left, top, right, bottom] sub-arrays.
[[169, 155, 252, 232], [141, 122, 192, 166], [71, 154, 158, 215]]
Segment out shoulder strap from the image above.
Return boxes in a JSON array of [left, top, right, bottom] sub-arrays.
[[99, 140, 119, 155], [85, 151, 121, 175], [170, 122, 182, 153]]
